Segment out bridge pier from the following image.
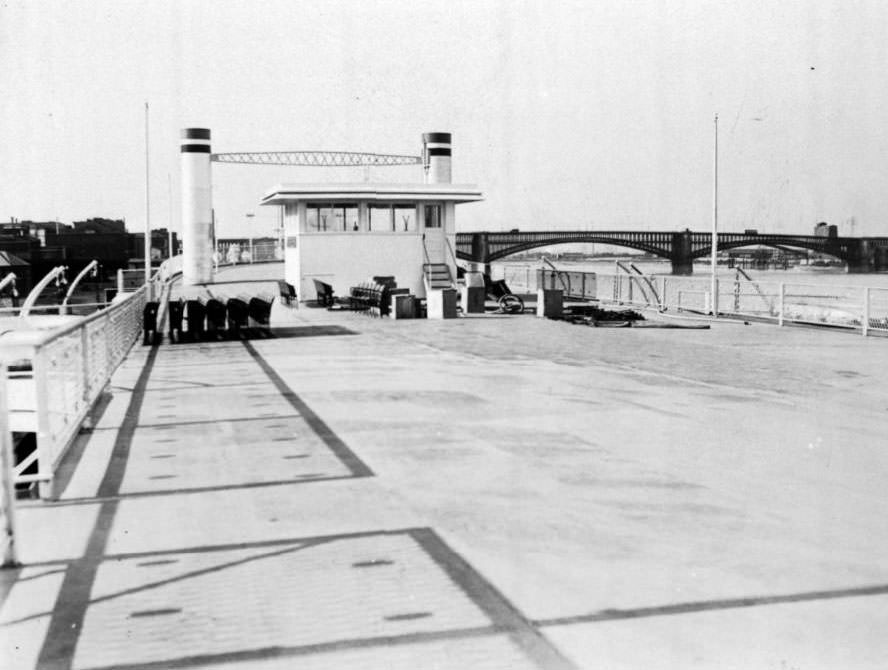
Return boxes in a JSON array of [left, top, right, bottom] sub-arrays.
[[844, 239, 877, 273], [670, 231, 694, 275], [875, 246, 888, 272], [470, 233, 491, 275]]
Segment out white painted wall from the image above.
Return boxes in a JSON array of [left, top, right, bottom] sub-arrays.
[[298, 233, 426, 300]]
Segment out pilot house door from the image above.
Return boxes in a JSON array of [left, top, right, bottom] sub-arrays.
[[423, 204, 445, 264]]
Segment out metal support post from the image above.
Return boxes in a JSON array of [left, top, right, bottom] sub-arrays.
[[1, 363, 20, 567], [712, 277, 719, 317], [778, 283, 785, 327], [80, 326, 94, 430], [660, 276, 667, 310], [31, 353, 52, 499], [862, 287, 870, 337]]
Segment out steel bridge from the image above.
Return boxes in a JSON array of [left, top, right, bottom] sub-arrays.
[[455, 230, 888, 274]]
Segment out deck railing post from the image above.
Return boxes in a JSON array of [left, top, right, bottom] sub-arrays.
[[712, 277, 719, 317], [1, 363, 19, 567], [81, 325, 91, 408], [32, 348, 53, 499], [862, 287, 870, 337], [778, 282, 785, 327]]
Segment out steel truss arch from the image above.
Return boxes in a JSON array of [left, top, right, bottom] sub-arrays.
[[211, 151, 422, 167]]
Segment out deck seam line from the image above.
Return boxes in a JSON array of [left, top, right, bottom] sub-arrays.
[[242, 340, 374, 477]]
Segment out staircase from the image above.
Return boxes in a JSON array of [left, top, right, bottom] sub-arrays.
[[423, 263, 454, 290]]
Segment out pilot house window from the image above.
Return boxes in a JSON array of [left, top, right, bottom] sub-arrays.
[[369, 204, 416, 232], [306, 203, 358, 232]]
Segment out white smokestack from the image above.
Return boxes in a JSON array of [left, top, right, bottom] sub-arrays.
[[423, 132, 452, 184], [180, 128, 214, 285]]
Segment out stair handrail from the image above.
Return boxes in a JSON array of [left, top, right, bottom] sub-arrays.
[[444, 237, 460, 284], [421, 234, 432, 266]]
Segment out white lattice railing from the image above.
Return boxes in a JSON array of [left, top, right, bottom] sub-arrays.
[[866, 288, 888, 336], [4, 286, 147, 498]]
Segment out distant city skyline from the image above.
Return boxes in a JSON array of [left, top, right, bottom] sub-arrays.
[[3, 0, 887, 238]]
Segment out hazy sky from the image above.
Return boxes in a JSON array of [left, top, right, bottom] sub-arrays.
[[2, 0, 887, 237]]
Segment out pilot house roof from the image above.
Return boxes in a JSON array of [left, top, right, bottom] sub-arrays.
[[261, 183, 483, 206]]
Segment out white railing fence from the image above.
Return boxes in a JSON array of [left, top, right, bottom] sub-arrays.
[[556, 270, 888, 337], [497, 264, 536, 292], [865, 287, 888, 336], [216, 241, 282, 265], [8, 286, 148, 499]]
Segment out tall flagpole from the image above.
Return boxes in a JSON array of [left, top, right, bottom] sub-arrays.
[[168, 172, 174, 259], [710, 113, 719, 316], [144, 101, 152, 294]]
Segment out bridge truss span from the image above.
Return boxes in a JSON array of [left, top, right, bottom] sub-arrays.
[[456, 230, 888, 274], [211, 151, 422, 167]]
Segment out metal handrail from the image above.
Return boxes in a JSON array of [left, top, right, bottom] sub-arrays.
[[444, 237, 460, 272], [3, 285, 148, 497], [15, 288, 145, 349]]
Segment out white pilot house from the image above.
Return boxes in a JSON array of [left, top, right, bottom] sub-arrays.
[[260, 133, 483, 314]]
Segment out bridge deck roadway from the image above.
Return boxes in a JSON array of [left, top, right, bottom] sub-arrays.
[[4, 263, 888, 669]]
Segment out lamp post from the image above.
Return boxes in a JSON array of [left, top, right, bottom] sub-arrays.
[[246, 213, 255, 262], [144, 102, 152, 297], [710, 113, 719, 316], [168, 172, 174, 259]]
